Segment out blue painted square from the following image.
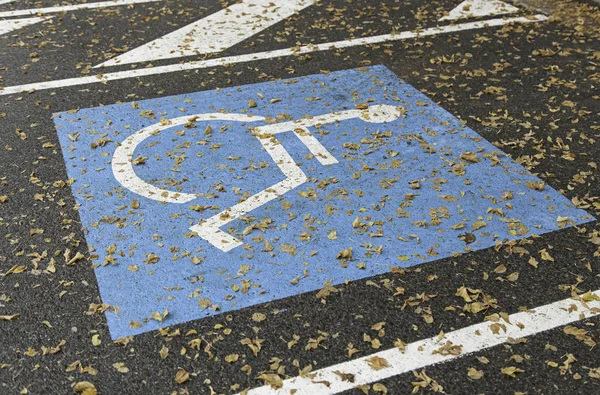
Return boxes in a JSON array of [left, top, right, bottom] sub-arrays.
[[54, 66, 593, 338]]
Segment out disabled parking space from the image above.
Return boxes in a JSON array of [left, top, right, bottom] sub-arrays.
[[1, 1, 600, 394], [53, 66, 592, 339]]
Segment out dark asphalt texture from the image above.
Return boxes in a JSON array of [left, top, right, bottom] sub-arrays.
[[1, 1, 600, 394]]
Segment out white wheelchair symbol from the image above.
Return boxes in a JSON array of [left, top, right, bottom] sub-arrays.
[[112, 104, 402, 252]]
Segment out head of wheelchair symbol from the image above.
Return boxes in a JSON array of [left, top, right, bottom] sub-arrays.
[[112, 104, 402, 252]]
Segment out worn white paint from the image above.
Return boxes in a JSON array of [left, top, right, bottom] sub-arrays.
[[97, 0, 316, 67], [0, 0, 163, 18], [439, 0, 520, 22], [112, 113, 265, 204], [0, 16, 49, 35], [0, 15, 548, 97], [0, 0, 16, 6], [243, 290, 600, 394], [189, 104, 401, 251]]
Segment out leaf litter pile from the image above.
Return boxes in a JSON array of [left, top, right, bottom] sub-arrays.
[[1, 0, 600, 394]]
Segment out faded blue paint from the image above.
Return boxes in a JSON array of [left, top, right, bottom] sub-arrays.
[[54, 66, 594, 338]]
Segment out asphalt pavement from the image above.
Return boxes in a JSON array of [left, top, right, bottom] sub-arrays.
[[1, 0, 600, 394]]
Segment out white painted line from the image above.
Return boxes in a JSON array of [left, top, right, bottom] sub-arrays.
[[97, 0, 316, 67], [0, 0, 163, 18], [440, 0, 520, 22], [0, 0, 15, 6], [243, 290, 600, 394], [0, 16, 49, 36], [0, 15, 548, 97], [291, 127, 338, 166]]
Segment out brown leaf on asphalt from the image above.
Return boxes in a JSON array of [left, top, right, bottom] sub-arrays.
[[72, 381, 97, 395], [159, 345, 169, 359], [175, 369, 190, 384], [251, 312, 266, 322], [41, 340, 66, 355], [467, 367, 484, 380], [373, 383, 388, 394], [112, 362, 129, 373], [4, 265, 26, 276], [501, 366, 524, 377], [240, 337, 264, 357], [411, 370, 444, 393]]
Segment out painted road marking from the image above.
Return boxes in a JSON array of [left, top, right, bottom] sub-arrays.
[[189, 105, 400, 252], [0, 16, 49, 35], [243, 290, 600, 394], [112, 105, 400, 251], [97, 0, 317, 68], [0, 14, 548, 96], [0, 0, 15, 5], [439, 0, 519, 22], [0, 0, 163, 18], [99, 0, 519, 67], [53, 66, 593, 339]]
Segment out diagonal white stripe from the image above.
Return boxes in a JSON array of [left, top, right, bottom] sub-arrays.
[[0, 15, 548, 97], [243, 290, 600, 394], [97, 0, 317, 67], [0, 16, 49, 35], [439, 0, 520, 22]]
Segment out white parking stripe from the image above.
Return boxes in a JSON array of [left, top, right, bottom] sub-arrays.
[[439, 0, 519, 22], [0, 0, 163, 18], [243, 290, 600, 394], [0, 16, 49, 35], [0, 14, 548, 97]]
